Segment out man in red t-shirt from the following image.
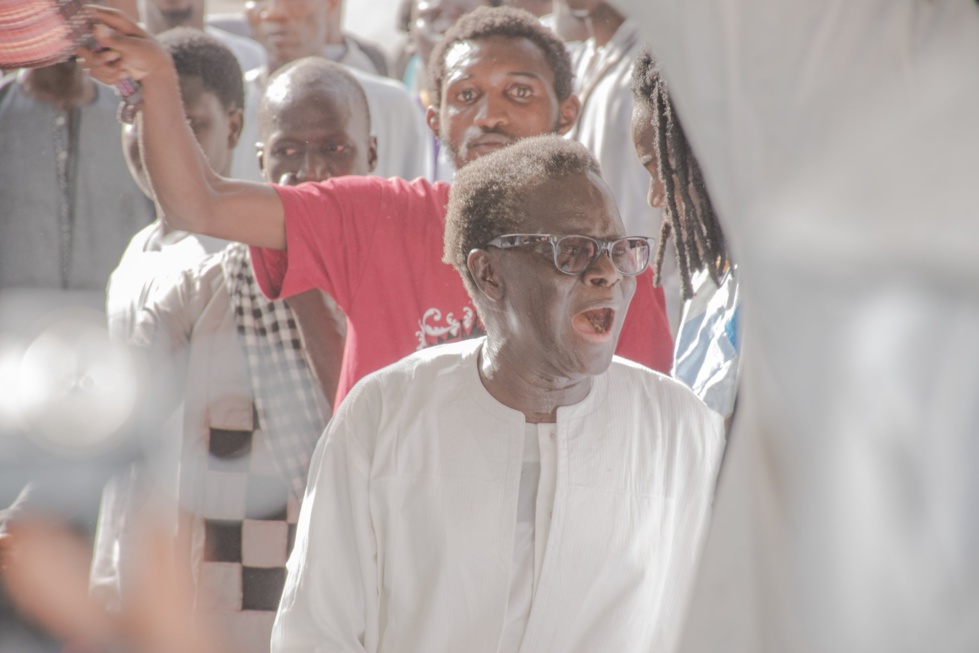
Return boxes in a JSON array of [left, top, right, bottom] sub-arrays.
[[84, 5, 673, 406]]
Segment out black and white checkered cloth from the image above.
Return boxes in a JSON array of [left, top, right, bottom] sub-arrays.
[[222, 243, 328, 500], [198, 425, 301, 618]]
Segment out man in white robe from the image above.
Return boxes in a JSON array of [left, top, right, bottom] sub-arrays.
[[272, 135, 724, 653]]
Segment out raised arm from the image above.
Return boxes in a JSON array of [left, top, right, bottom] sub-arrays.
[[81, 7, 286, 249]]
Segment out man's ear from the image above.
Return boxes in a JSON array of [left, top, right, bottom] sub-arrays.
[[227, 107, 244, 150], [256, 142, 265, 176], [367, 135, 379, 173], [426, 105, 440, 140], [555, 94, 581, 136], [467, 249, 504, 302]]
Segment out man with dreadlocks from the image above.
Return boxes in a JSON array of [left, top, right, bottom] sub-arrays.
[[630, 48, 740, 420]]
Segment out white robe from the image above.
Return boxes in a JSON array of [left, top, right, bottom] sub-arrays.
[[272, 338, 724, 653]]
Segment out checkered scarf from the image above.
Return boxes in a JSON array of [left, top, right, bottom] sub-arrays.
[[222, 243, 329, 501]]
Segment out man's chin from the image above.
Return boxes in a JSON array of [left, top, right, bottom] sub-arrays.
[[456, 141, 512, 168], [565, 341, 618, 379]]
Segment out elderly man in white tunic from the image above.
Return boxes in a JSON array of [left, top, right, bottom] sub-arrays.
[[271, 135, 724, 653]]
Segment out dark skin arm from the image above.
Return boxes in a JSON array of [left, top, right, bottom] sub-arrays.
[[284, 289, 347, 410], [79, 6, 286, 249]]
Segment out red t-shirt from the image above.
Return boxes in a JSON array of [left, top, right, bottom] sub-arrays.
[[251, 176, 673, 406]]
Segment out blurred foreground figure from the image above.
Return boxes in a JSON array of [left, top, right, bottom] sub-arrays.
[[619, 1, 979, 651], [3, 516, 227, 653], [272, 136, 724, 653]]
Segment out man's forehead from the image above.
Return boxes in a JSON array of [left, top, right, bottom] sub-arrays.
[[520, 172, 623, 234], [264, 92, 348, 130], [178, 74, 214, 105], [443, 36, 551, 81]]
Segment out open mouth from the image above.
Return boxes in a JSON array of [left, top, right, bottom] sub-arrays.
[[572, 308, 615, 341]]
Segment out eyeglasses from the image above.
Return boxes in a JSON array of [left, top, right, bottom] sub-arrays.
[[484, 234, 652, 276]]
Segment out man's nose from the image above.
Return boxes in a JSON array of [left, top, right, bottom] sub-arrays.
[[473, 94, 509, 131], [582, 248, 624, 287], [296, 151, 332, 183]]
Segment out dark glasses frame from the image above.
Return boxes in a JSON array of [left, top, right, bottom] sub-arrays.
[[484, 233, 652, 276]]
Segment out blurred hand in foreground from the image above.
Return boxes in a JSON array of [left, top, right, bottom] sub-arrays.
[[2, 516, 227, 653]]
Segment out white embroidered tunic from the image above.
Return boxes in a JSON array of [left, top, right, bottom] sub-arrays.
[[272, 338, 724, 653]]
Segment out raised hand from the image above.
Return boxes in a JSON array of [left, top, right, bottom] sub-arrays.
[[76, 5, 173, 87]]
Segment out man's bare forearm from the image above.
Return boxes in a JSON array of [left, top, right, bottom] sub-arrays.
[[83, 7, 287, 249]]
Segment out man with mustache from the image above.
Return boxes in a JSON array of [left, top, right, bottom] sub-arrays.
[[83, 5, 674, 409]]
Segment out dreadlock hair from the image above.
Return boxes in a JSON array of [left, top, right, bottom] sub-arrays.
[[428, 6, 573, 108], [444, 135, 601, 304], [158, 28, 244, 112], [631, 49, 727, 300]]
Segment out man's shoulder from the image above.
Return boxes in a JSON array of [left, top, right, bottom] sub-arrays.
[[121, 221, 165, 256], [345, 340, 480, 404], [139, 249, 227, 316], [607, 356, 717, 415], [603, 358, 725, 452], [375, 339, 479, 381], [282, 175, 445, 207]]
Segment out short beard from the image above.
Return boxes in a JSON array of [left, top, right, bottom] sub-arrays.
[[440, 115, 565, 170], [438, 123, 461, 170]]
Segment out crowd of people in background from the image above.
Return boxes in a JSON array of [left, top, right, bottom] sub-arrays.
[[4, 0, 976, 652], [0, 2, 739, 650]]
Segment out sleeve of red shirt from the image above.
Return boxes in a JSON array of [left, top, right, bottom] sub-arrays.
[[248, 176, 391, 312], [614, 268, 674, 374]]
